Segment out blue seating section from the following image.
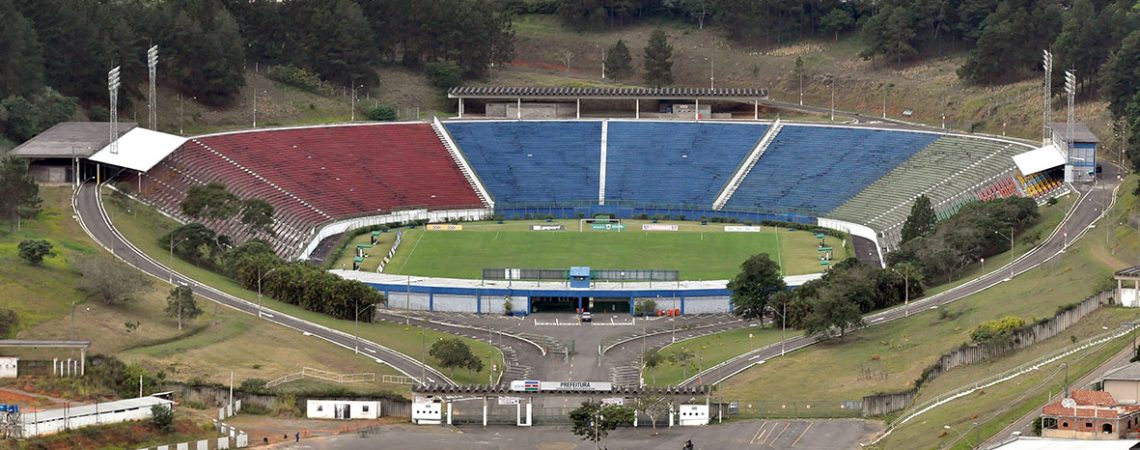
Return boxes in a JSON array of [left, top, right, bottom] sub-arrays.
[[605, 122, 768, 205], [723, 126, 939, 215], [446, 121, 602, 203]]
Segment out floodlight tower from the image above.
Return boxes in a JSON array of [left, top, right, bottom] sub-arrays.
[[1065, 70, 1076, 182], [108, 66, 121, 154], [147, 46, 158, 129], [1042, 50, 1053, 144]]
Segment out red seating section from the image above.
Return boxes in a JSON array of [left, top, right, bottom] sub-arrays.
[[134, 124, 482, 256], [975, 175, 1019, 201]]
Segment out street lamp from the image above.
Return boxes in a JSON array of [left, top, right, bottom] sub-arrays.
[[256, 265, 281, 317], [889, 266, 911, 317], [168, 236, 189, 283], [351, 84, 364, 122], [764, 304, 787, 356], [994, 226, 1015, 281], [354, 302, 378, 354]]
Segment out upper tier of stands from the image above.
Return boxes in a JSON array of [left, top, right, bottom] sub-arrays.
[[605, 122, 768, 206], [446, 121, 602, 204], [133, 124, 482, 256], [722, 125, 940, 216], [827, 135, 1024, 240]]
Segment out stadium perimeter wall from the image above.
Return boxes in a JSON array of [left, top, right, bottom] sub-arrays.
[[817, 217, 885, 268], [332, 271, 824, 315], [299, 207, 491, 259]]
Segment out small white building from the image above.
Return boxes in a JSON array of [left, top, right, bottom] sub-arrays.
[[1115, 266, 1140, 307], [677, 404, 709, 426], [0, 357, 18, 378], [305, 399, 379, 420], [21, 395, 173, 438]]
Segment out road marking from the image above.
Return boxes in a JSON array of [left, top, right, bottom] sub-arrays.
[[871, 317, 883, 323], [769, 422, 791, 447], [790, 421, 812, 447], [365, 348, 376, 354], [750, 421, 769, 445]]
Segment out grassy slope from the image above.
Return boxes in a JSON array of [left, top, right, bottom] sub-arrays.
[[372, 220, 843, 279], [646, 326, 784, 386], [102, 189, 502, 385], [716, 206, 1122, 407]]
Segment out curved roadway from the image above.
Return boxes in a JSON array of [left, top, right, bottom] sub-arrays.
[[681, 165, 1123, 388], [72, 181, 456, 386]]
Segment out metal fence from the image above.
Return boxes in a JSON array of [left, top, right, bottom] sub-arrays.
[[483, 268, 679, 281], [728, 399, 864, 419]]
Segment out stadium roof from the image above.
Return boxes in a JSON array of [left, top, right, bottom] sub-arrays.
[[448, 86, 768, 100], [1048, 122, 1100, 143], [990, 436, 1140, 450], [1012, 144, 1066, 175], [1116, 265, 1140, 278], [87, 127, 187, 172], [1103, 362, 1140, 381], [414, 383, 708, 396], [9, 122, 137, 159], [22, 396, 172, 424]]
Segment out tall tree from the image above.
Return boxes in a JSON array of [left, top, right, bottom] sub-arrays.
[[164, 285, 202, 330], [429, 337, 484, 377], [820, 7, 855, 41], [303, 0, 379, 87], [801, 285, 864, 340], [604, 39, 633, 82], [181, 183, 240, 220], [1103, 30, 1140, 119], [240, 198, 275, 236], [642, 29, 673, 88], [0, 0, 43, 98], [957, 0, 1061, 84], [76, 257, 152, 305], [900, 194, 937, 244], [0, 156, 41, 231], [728, 253, 786, 322], [569, 400, 635, 449]]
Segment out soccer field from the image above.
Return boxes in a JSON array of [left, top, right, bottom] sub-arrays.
[[382, 220, 845, 280]]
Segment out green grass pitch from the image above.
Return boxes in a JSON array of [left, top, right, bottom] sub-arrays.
[[379, 220, 846, 280]]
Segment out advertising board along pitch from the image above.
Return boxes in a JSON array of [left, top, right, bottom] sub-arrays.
[[642, 224, 679, 231], [531, 224, 565, 231], [724, 225, 762, 232]]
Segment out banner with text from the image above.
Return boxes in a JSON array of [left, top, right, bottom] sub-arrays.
[[591, 224, 626, 231], [531, 224, 565, 231], [642, 224, 679, 231], [724, 225, 762, 233], [426, 224, 463, 231]]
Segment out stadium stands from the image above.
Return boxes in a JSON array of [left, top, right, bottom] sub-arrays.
[[445, 121, 602, 204], [1017, 170, 1064, 199], [722, 125, 939, 217], [133, 124, 482, 256], [605, 122, 768, 206], [827, 135, 1024, 237]]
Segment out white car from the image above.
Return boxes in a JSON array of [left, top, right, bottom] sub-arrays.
[[581, 312, 592, 322]]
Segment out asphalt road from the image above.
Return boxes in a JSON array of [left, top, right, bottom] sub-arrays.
[[682, 165, 1123, 388], [72, 181, 456, 386]]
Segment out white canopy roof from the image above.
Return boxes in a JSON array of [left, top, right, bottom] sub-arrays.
[[87, 127, 187, 172], [1012, 144, 1066, 175]]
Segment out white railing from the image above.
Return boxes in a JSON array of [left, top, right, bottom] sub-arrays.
[[433, 117, 494, 208], [265, 367, 376, 388], [713, 119, 783, 210]]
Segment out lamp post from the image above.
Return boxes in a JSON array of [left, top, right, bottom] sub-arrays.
[[354, 302, 378, 354], [889, 266, 911, 317], [764, 304, 787, 356], [829, 81, 836, 121], [168, 236, 189, 283], [994, 226, 1015, 280], [256, 265, 281, 317], [709, 55, 715, 89]]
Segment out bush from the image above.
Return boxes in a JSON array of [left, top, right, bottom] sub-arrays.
[[266, 65, 322, 92], [0, 309, 18, 338], [151, 404, 174, 432], [425, 62, 464, 90], [970, 316, 1027, 345], [364, 104, 397, 121]]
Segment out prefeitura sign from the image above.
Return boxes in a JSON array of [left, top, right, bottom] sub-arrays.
[[509, 380, 613, 392]]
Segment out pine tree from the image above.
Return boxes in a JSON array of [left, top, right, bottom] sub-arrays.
[[604, 39, 633, 81], [901, 194, 937, 244], [642, 29, 673, 88]]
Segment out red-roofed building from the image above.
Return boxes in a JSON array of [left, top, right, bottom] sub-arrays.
[[1041, 390, 1140, 439]]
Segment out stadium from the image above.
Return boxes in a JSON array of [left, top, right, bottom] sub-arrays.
[[27, 87, 1085, 317]]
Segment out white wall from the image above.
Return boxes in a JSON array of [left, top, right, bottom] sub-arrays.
[[677, 404, 709, 426], [412, 402, 442, 425], [1120, 288, 1139, 307], [684, 297, 730, 314], [432, 294, 478, 312], [306, 400, 379, 420], [24, 403, 171, 438], [817, 217, 885, 267], [0, 357, 17, 378]]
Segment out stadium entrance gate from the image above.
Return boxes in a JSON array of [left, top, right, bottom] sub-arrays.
[[591, 298, 631, 313], [529, 296, 578, 313]]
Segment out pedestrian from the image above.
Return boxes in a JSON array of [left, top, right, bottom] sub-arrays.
[[295, 431, 300, 442]]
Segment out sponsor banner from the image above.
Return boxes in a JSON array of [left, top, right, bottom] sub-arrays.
[[414, 396, 433, 404], [602, 398, 625, 406], [426, 224, 463, 231], [590, 224, 626, 231], [531, 224, 565, 231], [498, 397, 521, 405], [510, 380, 612, 392], [642, 224, 679, 231], [724, 225, 762, 233]]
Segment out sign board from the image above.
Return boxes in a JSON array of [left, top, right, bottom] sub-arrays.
[[591, 224, 626, 231], [602, 398, 624, 406], [509, 380, 613, 392], [426, 224, 463, 231], [531, 224, 565, 231], [642, 224, 678, 231], [498, 397, 521, 406], [724, 226, 762, 233]]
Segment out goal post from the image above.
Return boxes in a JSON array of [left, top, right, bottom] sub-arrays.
[[579, 217, 623, 232]]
